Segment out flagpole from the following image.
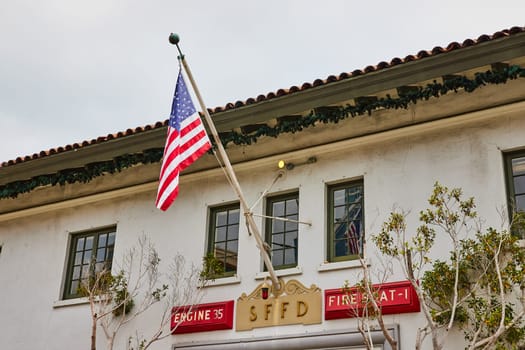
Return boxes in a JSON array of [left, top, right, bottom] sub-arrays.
[[169, 33, 280, 290]]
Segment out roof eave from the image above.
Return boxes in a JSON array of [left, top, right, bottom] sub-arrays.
[[0, 128, 166, 184], [211, 31, 525, 130]]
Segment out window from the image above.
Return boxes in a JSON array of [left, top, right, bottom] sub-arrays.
[[63, 226, 116, 299], [265, 192, 299, 270], [505, 151, 525, 235], [207, 204, 240, 277], [327, 180, 364, 262], [505, 151, 525, 213]]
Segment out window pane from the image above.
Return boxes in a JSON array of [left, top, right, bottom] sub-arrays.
[[273, 201, 285, 217], [348, 204, 362, 221], [350, 220, 362, 235], [81, 265, 91, 279], [215, 226, 227, 242], [335, 239, 349, 257], [76, 238, 85, 251], [228, 209, 240, 224], [347, 186, 363, 203], [334, 233, 360, 256], [333, 189, 345, 206], [214, 242, 226, 259], [285, 232, 298, 248], [216, 211, 227, 226], [335, 222, 347, 239], [83, 250, 92, 264], [74, 252, 83, 265], [514, 175, 525, 195], [512, 157, 525, 176], [227, 224, 239, 239], [85, 236, 94, 250], [347, 225, 361, 254], [272, 250, 283, 266], [97, 248, 106, 262], [285, 219, 298, 232], [70, 280, 79, 295], [284, 248, 296, 265], [225, 254, 237, 272], [272, 233, 284, 249], [72, 266, 80, 280], [107, 246, 114, 261], [226, 240, 238, 254], [108, 232, 116, 246], [334, 206, 345, 221], [516, 195, 525, 212], [98, 233, 107, 248], [272, 219, 284, 233], [286, 199, 298, 215], [95, 262, 104, 273]]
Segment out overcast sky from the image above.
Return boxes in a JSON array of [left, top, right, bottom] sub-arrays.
[[0, 1, 523, 163]]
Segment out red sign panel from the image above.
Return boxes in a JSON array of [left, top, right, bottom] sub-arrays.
[[171, 300, 234, 334], [325, 280, 420, 320]]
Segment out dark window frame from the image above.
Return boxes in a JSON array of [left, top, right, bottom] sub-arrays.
[[327, 180, 364, 262], [504, 150, 525, 226], [265, 191, 300, 270], [63, 226, 116, 300], [207, 203, 240, 278]]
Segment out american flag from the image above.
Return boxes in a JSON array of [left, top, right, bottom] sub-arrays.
[[345, 200, 362, 255], [346, 220, 360, 255], [156, 71, 211, 211]]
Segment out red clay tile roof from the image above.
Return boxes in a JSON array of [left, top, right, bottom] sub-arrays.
[[2, 26, 524, 168]]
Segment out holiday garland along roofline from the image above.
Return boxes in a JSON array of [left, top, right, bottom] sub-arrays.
[[1, 65, 524, 200]]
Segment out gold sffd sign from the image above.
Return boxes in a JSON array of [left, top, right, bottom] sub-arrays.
[[236, 279, 321, 331]]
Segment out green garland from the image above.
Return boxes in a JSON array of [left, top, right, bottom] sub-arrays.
[[1, 65, 524, 200], [0, 149, 165, 199], [218, 65, 525, 146]]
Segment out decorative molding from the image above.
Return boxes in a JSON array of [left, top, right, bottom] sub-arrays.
[[238, 279, 319, 301]]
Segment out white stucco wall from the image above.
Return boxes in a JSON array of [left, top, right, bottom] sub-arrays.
[[0, 106, 523, 350]]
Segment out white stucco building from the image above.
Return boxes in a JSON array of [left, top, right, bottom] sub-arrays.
[[1, 26, 525, 349]]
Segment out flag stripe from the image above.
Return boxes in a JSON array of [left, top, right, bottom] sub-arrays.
[[157, 174, 180, 210], [179, 131, 210, 170], [156, 71, 211, 211], [156, 143, 180, 201], [158, 129, 179, 181]]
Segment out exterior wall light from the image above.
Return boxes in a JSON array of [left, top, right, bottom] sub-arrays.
[[277, 156, 316, 171], [277, 160, 294, 170], [261, 281, 270, 300]]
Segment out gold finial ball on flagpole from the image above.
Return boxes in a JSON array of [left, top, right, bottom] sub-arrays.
[[169, 33, 180, 45]]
